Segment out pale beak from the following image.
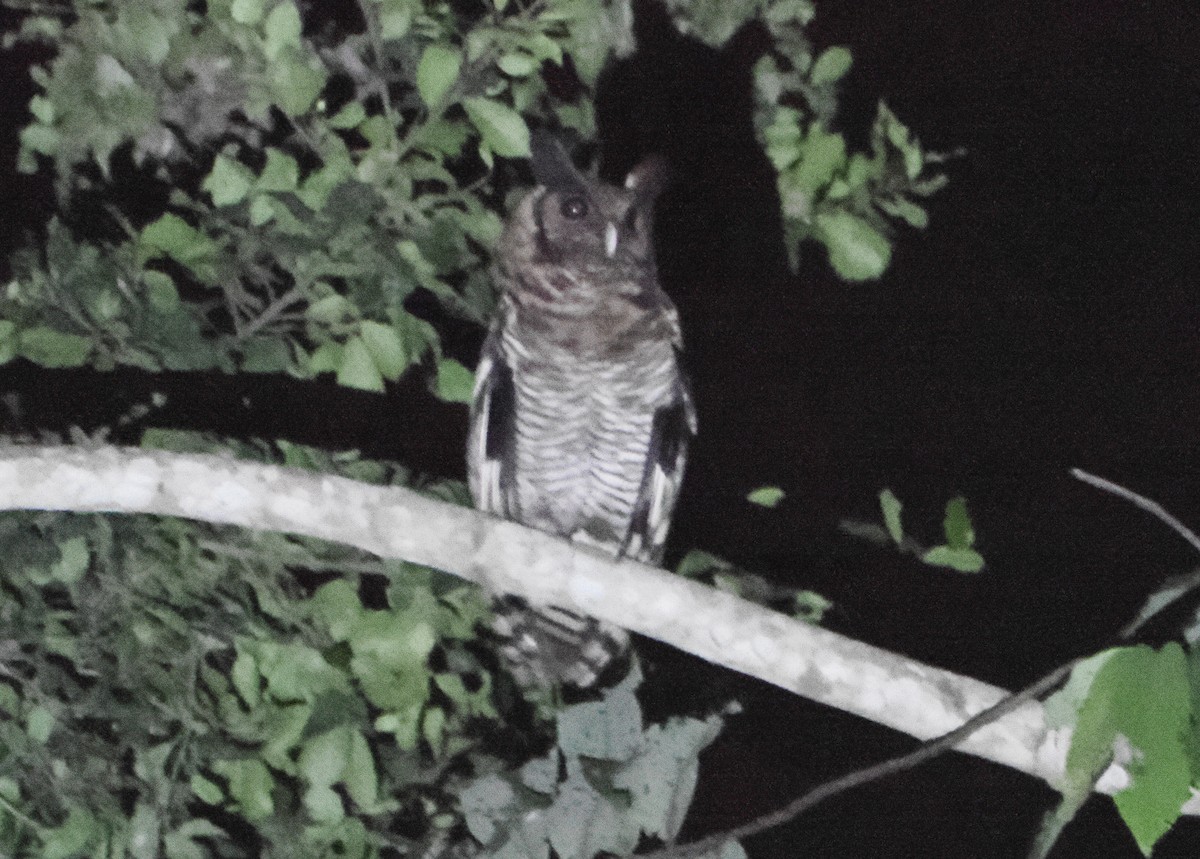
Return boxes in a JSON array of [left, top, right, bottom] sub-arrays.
[[604, 222, 619, 257]]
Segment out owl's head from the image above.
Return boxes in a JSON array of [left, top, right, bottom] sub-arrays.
[[508, 133, 668, 272]]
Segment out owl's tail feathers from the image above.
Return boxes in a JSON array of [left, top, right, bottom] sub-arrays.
[[491, 596, 631, 689]]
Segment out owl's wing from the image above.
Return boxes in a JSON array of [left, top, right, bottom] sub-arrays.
[[467, 324, 517, 518], [621, 359, 697, 564]]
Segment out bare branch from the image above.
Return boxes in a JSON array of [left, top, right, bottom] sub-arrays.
[[1072, 467, 1200, 556], [0, 445, 1185, 816]]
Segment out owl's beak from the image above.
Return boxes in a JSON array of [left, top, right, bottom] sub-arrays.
[[604, 222, 619, 257]]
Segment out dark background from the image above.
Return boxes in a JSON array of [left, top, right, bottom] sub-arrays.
[[4, 0, 1200, 856]]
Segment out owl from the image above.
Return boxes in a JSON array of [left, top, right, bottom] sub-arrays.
[[467, 133, 696, 688]]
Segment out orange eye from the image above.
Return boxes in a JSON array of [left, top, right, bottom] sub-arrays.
[[560, 196, 588, 219]]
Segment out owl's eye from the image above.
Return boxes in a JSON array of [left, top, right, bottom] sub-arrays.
[[560, 196, 588, 219]]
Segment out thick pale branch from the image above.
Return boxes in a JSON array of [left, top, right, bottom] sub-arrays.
[[0, 445, 1164, 808]]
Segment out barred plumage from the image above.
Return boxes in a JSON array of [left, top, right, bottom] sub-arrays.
[[468, 134, 695, 688]]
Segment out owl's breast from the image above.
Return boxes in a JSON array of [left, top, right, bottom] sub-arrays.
[[503, 333, 679, 553]]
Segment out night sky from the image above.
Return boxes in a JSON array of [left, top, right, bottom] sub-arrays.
[[3, 0, 1200, 856]]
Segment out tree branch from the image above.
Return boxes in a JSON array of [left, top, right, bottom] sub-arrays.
[[0, 445, 1186, 813]]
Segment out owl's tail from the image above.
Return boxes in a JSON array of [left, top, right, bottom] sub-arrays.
[[491, 596, 630, 689]]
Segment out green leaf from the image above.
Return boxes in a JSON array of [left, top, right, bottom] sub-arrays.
[[337, 336, 385, 392], [422, 705, 445, 754], [213, 759, 275, 820], [434, 358, 474, 403], [29, 93, 55, 124], [306, 293, 354, 325], [417, 44, 462, 109], [263, 1, 301, 59], [359, 320, 408, 381], [231, 650, 261, 708], [231, 0, 265, 24], [308, 341, 343, 375], [143, 271, 179, 311], [270, 53, 327, 116], [546, 757, 628, 859], [764, 108, 802, 171], [814, 211, 892, 281], [248, 195, 276, 226], [203, 154, 253, 206], [524, 32, 563, 65], [190, 774, 224, 805], [127, 802, 161, 859], [378, 0, 412, 39], [810, 46, 852, 84], [746, 486, 785, 508], [139, 213, 219, 280], [557, 677, 643, 761], [20, 123, 59, 157], [41, 807, 97, 859], [328, 101, 366, 129], [1069, 645, 1191, 856], [342, 728, 379, 808], [793, 590, 833, 624], [51, 536, 89, 584], [240, 337, 293, 373], [25, 705, 55, 743], [299, 727, 349, 788], [463, 97, 531, 157], [461, 774, 517, 844], [877, 195, 930, 229], [257, 148, 300, 192], [18, 326, 92, 368], [348, 610, 436, 669], [127, 15, 173, 65], [497, 52, 538, 77], [675, 549, 731, 578], [942, 496, 975, 549], [879, 488, 903, 544], [921, 545, 985, 573], [613, 713, 725, 841], [790, 123, 846, 195], [304, 783, 344, 823], [254, 640, 345, 700]]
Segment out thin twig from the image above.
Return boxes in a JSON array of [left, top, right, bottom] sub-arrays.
[[647, 470, 1200, 858], [644, 660, 1077, 859], [1070, 467, 1200, 556], [236, 285, 303, 342]]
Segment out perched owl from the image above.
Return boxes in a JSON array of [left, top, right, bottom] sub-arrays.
[[467, 133, 696, 688]]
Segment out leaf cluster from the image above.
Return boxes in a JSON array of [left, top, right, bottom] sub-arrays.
[[1, 0, 953, 402], [0, 435, 541, 857]]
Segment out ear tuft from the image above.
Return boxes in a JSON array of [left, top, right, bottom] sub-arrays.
[[624, 154, 670, 199], [531, 131, 587, 194]]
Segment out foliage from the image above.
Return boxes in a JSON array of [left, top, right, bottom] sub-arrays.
[[461, 669, 737, 859], [675, 549, 831, 625], [0, 0, 950, 399], [1036, 644, 1197, 857], [745, 486, 786, 509], [0, 437, 526, 856], [0, 0, 951, 854], [840, 490, 986, 573]]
